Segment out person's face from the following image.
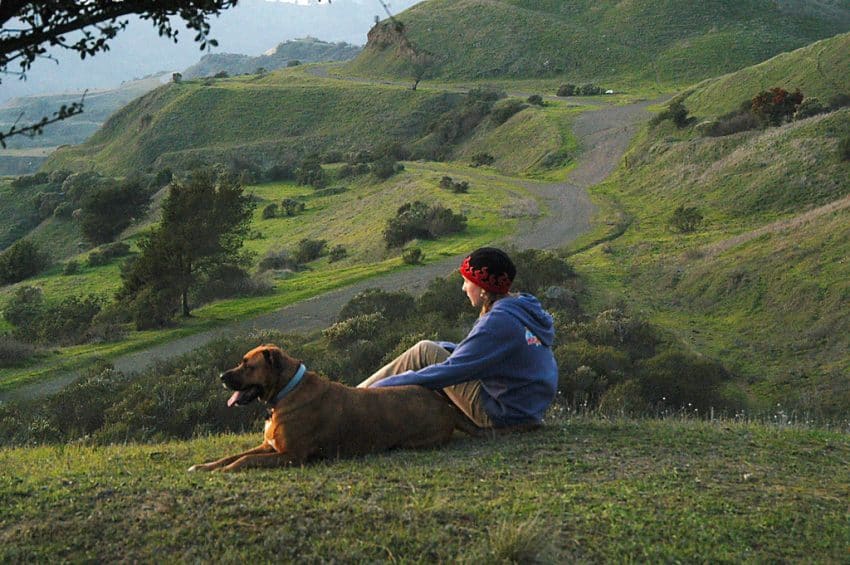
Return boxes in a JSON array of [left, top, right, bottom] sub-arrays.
[[462, 277, 484, 308]]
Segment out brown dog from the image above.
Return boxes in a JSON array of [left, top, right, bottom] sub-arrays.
[[188, 344, 480, 472]]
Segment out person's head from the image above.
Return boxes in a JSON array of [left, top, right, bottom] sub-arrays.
[[459, 247, 516, 314]]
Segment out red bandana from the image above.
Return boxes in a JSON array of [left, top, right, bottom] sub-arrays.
[[459, 256, 513, 294]]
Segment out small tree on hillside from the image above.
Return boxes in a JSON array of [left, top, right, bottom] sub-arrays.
[[669, 206, 704, 233], [79, 179, 151, 245], [0, 240, 49, 285], [118, 169, 254, 321], [751, 88, 804, 126]]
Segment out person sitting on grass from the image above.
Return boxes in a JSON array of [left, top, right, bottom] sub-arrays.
[[358, 247, 558, 430]]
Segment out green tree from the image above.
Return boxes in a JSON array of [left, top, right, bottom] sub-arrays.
[[79, 179, 150, 245], [118, 169, 254, 321], [0, 240, 49, 284]]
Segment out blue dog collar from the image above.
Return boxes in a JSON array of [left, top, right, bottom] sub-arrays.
[[270, 364, 307, 405]]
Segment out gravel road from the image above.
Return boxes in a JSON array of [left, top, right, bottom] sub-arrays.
[[0, 98, 656, 402]]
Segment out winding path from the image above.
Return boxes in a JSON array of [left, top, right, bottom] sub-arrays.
[[1, 97, 656, 402]]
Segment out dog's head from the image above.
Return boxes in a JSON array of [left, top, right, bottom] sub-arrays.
[[220, 344, 299, 406]]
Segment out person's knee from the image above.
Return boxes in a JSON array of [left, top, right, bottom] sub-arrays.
[[413, 340, 448, 364]]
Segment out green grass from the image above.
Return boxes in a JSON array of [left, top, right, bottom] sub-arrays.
[[2, 416, 848, 561], [571, 103, 850, 413], [345, 0, 850, 88], [0, 163, 535, 391], [683, 31, 850, 118], [43, 71, 464, 176]]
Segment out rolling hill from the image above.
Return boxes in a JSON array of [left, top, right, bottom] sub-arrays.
[[571, 33, 850, 415], [345, 0, 850, 87], [181, 37, 362, 79]]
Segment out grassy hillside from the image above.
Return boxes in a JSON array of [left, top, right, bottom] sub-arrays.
[[0, 162, 538, 390], [1, 417, 847, 561], [43, 71, 463, 176], [182, 37, 362, 79], [569, 34, 850, 415], [684, 32, 850, 117], [345, 0, 850, 87]]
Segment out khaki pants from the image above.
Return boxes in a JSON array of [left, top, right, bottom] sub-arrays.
[[358, 340, 494, 428]]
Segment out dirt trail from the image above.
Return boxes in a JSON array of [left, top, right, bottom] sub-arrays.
[[0, 98, 656, 402]]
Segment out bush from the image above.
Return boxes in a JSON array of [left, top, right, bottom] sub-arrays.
[[527, 94, 544, 106], [4, 286, 103, 346], [416, 272, 471, 321], [79, 180, 150, 245], [383, 201, 467, 248], [669, 205, 704, 233], [0, 240, 49, 284], [281, 198, 305, 216], [294, 238, 326, 264], [827, 93, 850, 110], [63, 260, 80, 275], [511, 249, 576, 295], [295, 155, 326, 188], [262, 203, 278, 219], [704, 109, 760, 137], [312, 186, 348, 198], [491, 99, 526, 125], [11, 172, 49, 189], [402, 247, 424, 265], [323, 312, 385, 347], [597, 380, 650, 417], [556, 84, 576, 97], [637, 350, 731, 413], [840, 136, 850, 162], [338, 288, 416, 322], [651, 100, 690, 128], [87, 241, 131, 267], [793, 97, 827, 120], [0, 335, 37, 368], [328, 244, 347, 262], [371, 156, 401, 180], [264, 164, 294, 182], [577, 83, 603, 96], [751, 87, 803, 126], [128, 286, 179, 330], [52, 201, 74, 219], [567, 308, 659, 361], [192, 264, 271, 305], [470, 153, 495, 167]]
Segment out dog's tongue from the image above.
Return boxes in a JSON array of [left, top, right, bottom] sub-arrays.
[[227, 390, 244, 407]]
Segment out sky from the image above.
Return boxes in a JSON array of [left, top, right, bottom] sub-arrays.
[[0, 0, 424, 104]]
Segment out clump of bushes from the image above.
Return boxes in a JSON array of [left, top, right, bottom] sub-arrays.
[[293, 238, 327, 264], [3, 286, 104, 346], [651, 100, 690, 128], [793, 97, 827, 120], [383, 201, 467, 248], [557, 84, 607, 96], [329, 244, 348, 262], [669, 205, 704, 233], [295, 154, 326, 188], [402, 247, 424, 265], [751, 87, 803, 126], [491, 99, 526, 125], [439, 176, 469, 193], [262, 203, 278, 219], [0, 335, 38, 368], [281, 198, 306, 216], [371, 156, 404, 180], [87, 242, 131, 267], [470, 153, 495, 167], [0, 240, 49, 285], [527, 94, 544, 106]]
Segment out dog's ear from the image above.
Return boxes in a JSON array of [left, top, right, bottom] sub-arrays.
[[262, 347, 285, 374]]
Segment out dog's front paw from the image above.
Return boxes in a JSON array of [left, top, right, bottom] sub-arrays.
[[188, 463, 213, 473]]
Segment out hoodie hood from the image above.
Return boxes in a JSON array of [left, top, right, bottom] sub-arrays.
[[493, 293, 555, 347]]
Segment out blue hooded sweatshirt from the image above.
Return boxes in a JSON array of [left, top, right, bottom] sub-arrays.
[[371, 293, 558, 427]]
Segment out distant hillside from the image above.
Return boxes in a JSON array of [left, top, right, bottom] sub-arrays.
[[573, 35, 850, 415], [182, 37, 362, 79], [683, 31, 850, 117], [43, 72, 463, 175], [346, 0, 850, 87]]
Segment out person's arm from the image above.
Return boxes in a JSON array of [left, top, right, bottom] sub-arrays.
[[371, 314, 517, 390]]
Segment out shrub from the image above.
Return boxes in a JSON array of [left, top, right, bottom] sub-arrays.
[[669, 205, 704, 233], [10, 172, 49, 189], [568, 308, 659, 361], [0, 240, 49, 284], [36, 191, 65, 220], [704, 109, 760, 136], [651, 100, 690, 128], [338, 288, 416, 322], [840, 136, 850, 162], [511, 249, 576, 295], [383, 201, 467, 248], [328, 244, 347, 262], [470, 153, 495, 167], [294, 238, 326, 264], [281, 198, 305, 216], [0, 335, 37, 368], [79, 180, 150, 245], [439, 176, 454, 189], [438, 175, 469, 193], [128, 286, 179, 330], [295, 155, 326, 188], [5, 287, 103, 346], [793, 97, 827, 120], [556, 84, 576, 97], [192, 264, 271, 305], [491, 99, 526, 125], [63, 260, 80, 275], [577, 83, 603, 96], [261, 249, 301, 272], [52, 201, 74, 219], [320, 150, 343, 164], [3, 286, 44, 329], [751, 87, 803, 126], [637, 350, 731, 413], [827, 93, 850, 110], [597, 379, 650, 417], [262, 203, 278, 219], [264, 164, 294, 182], [373, 141, 410, 161], [87, 241, 130, 267], [527, 94, 544, 106], [312, 186, 347, 198], [323, 312, 385, 347], [416, 272, 472, 322], [371, 156, 401, 180], [402, 247, 424, 265]]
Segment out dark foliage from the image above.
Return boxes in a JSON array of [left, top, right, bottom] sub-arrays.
[[470, 153, 495, 167], [87, 241, 131, 267], [556, 84, 576, 97], [402, 247, 424, 264], [383, 201, 467, 248], [669, 205, 704, 233], [3, 285, 103, 346], [0, 240, 48, 284], [651, 100, 690, 128], [295, 154, 326, 188], [840, 136, 850, 162], [751, 87, 804, 126], [294, 238, 327, 264], [491, 99, 526, 125]]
